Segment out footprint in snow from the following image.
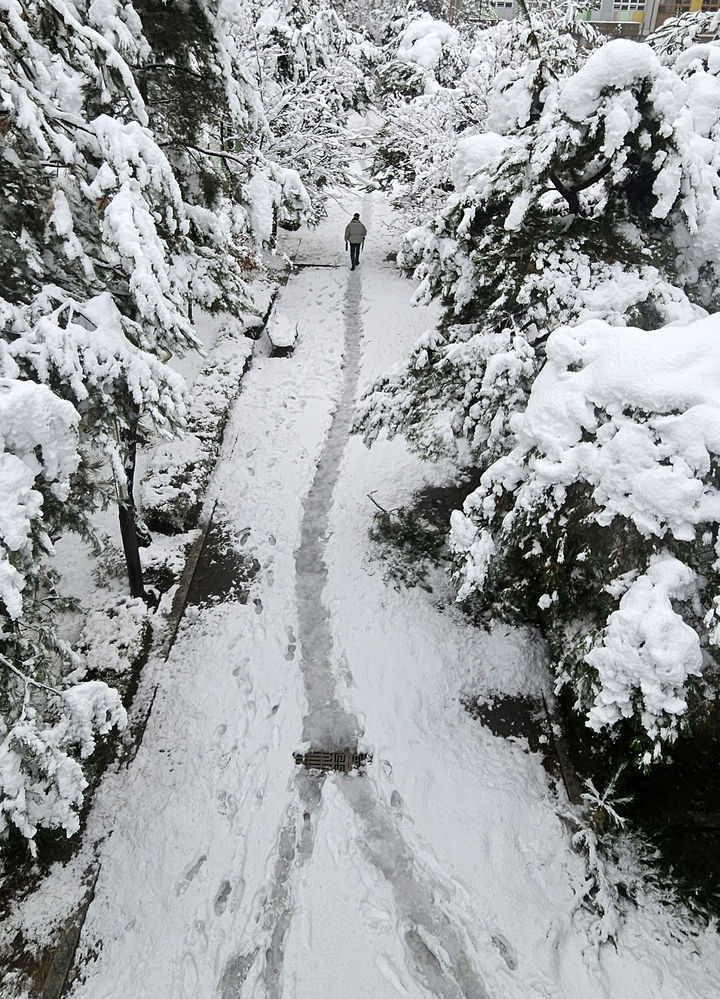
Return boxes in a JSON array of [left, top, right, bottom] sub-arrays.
[[231, 656, 250, 679], [214, 879, 232, 916], [181, 953, 199, 995], [284, 624, 296, 661], [234, 675, 253, 698], [217, 791, 238, 820], [194, 919, 209, 953], [176, 854, 207, 896], [253, 597, 263, 615], [491, 933, 518, 971]]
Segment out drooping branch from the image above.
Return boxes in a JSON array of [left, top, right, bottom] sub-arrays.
[[1, 652, 63, 701], [549, 160, 612, 215], [549, 171, 580, 214], [574, 159, 613, 193]]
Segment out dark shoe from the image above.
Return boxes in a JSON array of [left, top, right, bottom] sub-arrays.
[[351, 265, 355, 270]]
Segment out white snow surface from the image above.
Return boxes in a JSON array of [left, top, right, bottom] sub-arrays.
[[19, 195, 716, 998], [558, 40, 668, 122]]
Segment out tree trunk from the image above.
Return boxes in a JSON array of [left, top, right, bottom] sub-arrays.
[[117, 428, 146, 600], [118, 501, 145, 599]]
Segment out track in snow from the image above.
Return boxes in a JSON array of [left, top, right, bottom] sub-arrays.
[[294, 265, 365, 749], [231, 205, 496, 999]]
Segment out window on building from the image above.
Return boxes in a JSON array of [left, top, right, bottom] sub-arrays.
[[656, 1, 693, 17]]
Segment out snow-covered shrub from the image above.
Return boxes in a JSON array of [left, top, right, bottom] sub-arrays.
[[0, 363, 130, 849], [0, 373, 80, 622], [0, 368, 129, 849], [376, 12, 465, 98], [372, 10, 492, 219], [361, 34, 716, 466], [75, 596, 152, 687], [396, 14, 465, 89], [450, 315, 720, 761], [646, 8, 719, 65], [0, 678, 126, 852], [0, 0, 249, 849], [372, 2, 604, 226]]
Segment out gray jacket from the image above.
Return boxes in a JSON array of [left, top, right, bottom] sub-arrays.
[[344, 220, 367, 244]]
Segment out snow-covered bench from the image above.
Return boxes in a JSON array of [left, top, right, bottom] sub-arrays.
[[267, 317, 299, 357]]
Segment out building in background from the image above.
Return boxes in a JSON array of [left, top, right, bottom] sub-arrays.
[[489, 0, 720, 36]]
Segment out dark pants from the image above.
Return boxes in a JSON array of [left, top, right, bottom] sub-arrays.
[[349, 242, 361, 268]]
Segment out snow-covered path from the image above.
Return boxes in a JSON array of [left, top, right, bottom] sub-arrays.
[[66, 195, 720, 999]]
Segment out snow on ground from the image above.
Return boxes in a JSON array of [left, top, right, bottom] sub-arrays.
[[31, 191, 719, 999]]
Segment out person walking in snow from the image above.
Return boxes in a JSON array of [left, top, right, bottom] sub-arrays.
[[344, 213, 367, 270]]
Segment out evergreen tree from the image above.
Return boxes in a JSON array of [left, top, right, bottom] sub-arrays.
[[0, 0, 225, 848], [356, 15, 720, 763]]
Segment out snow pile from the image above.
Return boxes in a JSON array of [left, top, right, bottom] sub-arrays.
[[559, 40, 665, 121], [396, 16, 460, 72], [266, 314, 299, 348], [61, 681, 128, 759], [486, 59, 543, 133], [451, 134, 508, 191], [586, 554, 702, 757], [76, 596, 150, 679]]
